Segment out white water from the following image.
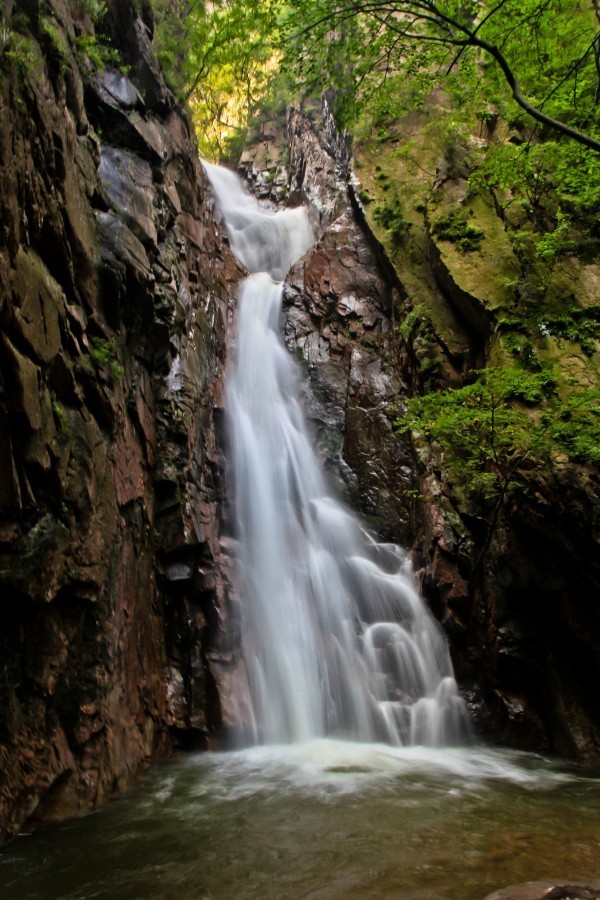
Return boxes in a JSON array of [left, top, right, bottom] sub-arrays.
[[204, 162, 470, 748], [192, 740, 580, 798]]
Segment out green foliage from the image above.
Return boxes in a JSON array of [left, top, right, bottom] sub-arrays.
[[39, 16, 70, 72], [500, 303, 600, 358], [423, 113, 470, 166], [89, 337, 124, 383], [51, 399, 69, 437], [281, 0, 600, 276], [283, 0, 600, 147], [431, 210, 484, 252], [397, 367, 550, 502], [74, 32, 120, 73], [0, 17, 36, 77], [397, 367, 600, 509], [397, 309, 421, 344], [1, 3, 114, 80], [470, 140, 600, 286], [551, 390, 600, 464], [466, 137, 591, 304], [75, 0, 107, 20], [504, 229, 551, 301], [373, 197, 411, 243], [152, 0, 281, 161], [480, 140, 600, 227]]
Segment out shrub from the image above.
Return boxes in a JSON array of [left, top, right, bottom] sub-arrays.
[[431, 209, 484, 252]]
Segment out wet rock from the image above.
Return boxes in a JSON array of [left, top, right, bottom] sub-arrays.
[[86, 73, 165, 164], [98, 146, 157, 247], [105, 0, 172, 113], [484, 881, 600, 900], [0, 0, 242, 844], [96, 209, 152, 327], [287, 103, 350, 231], [102, 71, 145, 111], [282, 143, 415, 541]]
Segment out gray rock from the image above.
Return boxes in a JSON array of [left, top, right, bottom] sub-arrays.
[[99, 146, 157, 247]]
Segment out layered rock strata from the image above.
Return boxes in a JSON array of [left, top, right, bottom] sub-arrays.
[[0, 0, 241, 842]]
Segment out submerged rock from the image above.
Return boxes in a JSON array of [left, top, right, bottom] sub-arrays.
[[484, 881, 600, 900]]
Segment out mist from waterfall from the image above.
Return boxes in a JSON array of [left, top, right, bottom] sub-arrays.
[[203, 161, 470, 747]]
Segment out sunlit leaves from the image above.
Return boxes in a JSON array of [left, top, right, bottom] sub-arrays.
[[153, 0, 281, 160], [280, 0, 600, 150]]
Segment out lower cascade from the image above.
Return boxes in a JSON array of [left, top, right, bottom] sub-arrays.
[[204, 163, 470, 747]]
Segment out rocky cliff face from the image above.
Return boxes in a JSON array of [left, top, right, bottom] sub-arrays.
[[351, 108, 600, 763], [0, 0, 242, 842], [251, 98, 600, 764], [283, 208, 415, 543], [244, 104, 417, 546]]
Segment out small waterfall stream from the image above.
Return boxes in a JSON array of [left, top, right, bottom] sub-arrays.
[[205, 163, 470, 749]]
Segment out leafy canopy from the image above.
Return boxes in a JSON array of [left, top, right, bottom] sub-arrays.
[[152, 0, 281, 160], [397, 367, 600, 507], [149, 1, 600, 166], [281, 0, 600, 152]]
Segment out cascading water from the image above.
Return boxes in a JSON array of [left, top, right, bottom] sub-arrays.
[[204, 162, 470, 748]]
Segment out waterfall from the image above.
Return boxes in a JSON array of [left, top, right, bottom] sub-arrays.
[[204, 162, 470, 748]]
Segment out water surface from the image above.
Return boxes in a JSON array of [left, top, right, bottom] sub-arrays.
[[1, 740, 598, 900]]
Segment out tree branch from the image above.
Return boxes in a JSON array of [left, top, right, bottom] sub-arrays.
[[471, 33, 600, 152], [293, 0, 600, 152]]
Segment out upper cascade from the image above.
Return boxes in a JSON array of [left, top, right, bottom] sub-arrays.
[[203, 161, 313, 281], [203, 162, 470, 748]]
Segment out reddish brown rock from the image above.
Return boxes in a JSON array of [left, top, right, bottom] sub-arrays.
[[282, 189, 415, 543], [0, 0, 243, 843]]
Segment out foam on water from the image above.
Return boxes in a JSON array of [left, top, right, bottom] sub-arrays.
[[187, 740, 579, 804]]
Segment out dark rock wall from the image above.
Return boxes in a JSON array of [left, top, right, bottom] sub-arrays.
[[276, 105, 416, 544], [445, 469, 600, 760], [0, 0, 241, 842]]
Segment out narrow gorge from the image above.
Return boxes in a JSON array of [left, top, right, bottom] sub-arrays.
[[1, 1, 600, 898]]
